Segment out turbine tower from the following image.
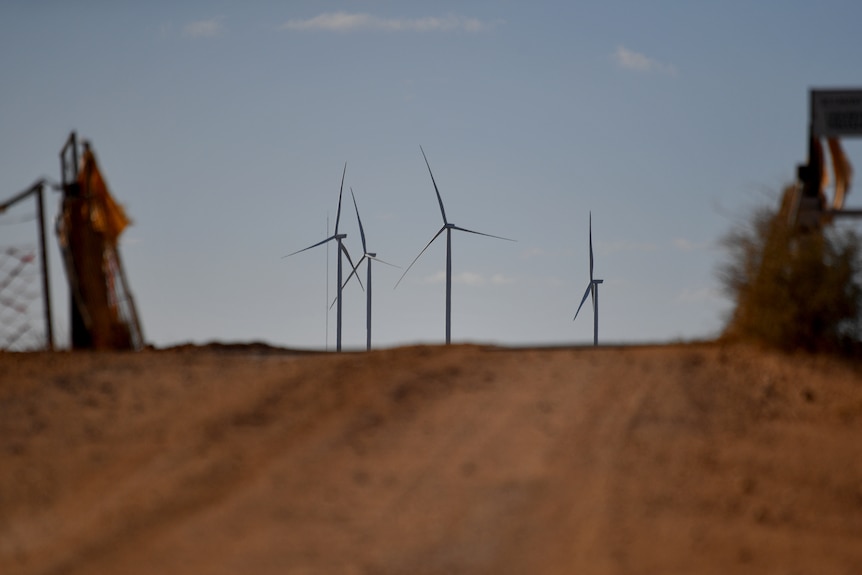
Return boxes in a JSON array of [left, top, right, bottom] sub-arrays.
[[396, 146, 514, 344], [340, 188, 399, 351], [574, 212, 603, 346], [283, 163, 359, 352]]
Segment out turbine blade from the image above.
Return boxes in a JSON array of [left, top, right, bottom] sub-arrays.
[[450, 225, 516, 242], [335, 162, 346, 234], [573, 283, 591, 321], [368, 255, 400, 268], [340, 243, 364, 291], [343, 254, 366, 288], [394, 226, 446, 289], [420, 146, 448, 225], [350, 188, 368, 253], [330, 255, 367, 309], [589, 211, 594, 281], [282, 235, 336, 258]]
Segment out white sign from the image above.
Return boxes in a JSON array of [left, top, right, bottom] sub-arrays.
[[812, 89, 862, 137]]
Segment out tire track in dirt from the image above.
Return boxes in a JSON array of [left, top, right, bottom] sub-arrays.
[[1, 352, 376, 575], [4, 344, 862, 574], [482, 349, 660, 575]]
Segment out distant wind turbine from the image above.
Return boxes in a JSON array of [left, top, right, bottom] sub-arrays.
[[283, 163, 360, 352], [339, 188, 399, 351], [395, 146, 514, 344], [574, 211, 603, 346]]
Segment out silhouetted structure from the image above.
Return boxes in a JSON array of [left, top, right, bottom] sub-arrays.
[[58, 132, 143, 350]]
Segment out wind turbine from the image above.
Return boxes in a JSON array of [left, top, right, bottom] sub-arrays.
[[283, 163, 360, 352], [395, 146, 514, 344], [338, 188, 399, 351], [574, 211, 603, 346]]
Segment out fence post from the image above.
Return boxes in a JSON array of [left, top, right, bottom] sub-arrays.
[[35, 181, 53, 350]]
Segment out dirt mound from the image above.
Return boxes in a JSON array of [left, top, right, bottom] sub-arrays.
[[2, 343, 862, 574]]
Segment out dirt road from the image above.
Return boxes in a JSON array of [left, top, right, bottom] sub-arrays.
[[2, 343, 862, 574]]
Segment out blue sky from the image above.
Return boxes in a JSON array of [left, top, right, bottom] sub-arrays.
[[1, 1, 861, 350]]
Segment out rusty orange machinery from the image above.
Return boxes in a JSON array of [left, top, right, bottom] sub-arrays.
[[58, 133, 143, 350]]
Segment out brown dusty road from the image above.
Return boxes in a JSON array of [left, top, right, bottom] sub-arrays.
[[2, 343, 862, 574]]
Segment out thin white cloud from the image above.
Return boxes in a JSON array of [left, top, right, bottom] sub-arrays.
[[418, 270, 511, 286], [491, 274, 515, 285], [456, 271, 485, 286], [184, 17, 224, 38], [672, 238, 717, 252], [520, 247, 545, 259], [672, 238, 699, 251], [281, 12, 499, 33], [421, 271, 447, 285], [677, 286, 722, 304], [614, 45, 677, 76], [601, 240, 659, 254]]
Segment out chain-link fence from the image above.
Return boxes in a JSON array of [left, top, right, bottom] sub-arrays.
[[0, 245, 47, 351]]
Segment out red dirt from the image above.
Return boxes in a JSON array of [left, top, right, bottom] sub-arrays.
[[2, 343, 862, 574]]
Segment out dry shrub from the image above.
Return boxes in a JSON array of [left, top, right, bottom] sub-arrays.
[[720, 187, 862, 354]]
